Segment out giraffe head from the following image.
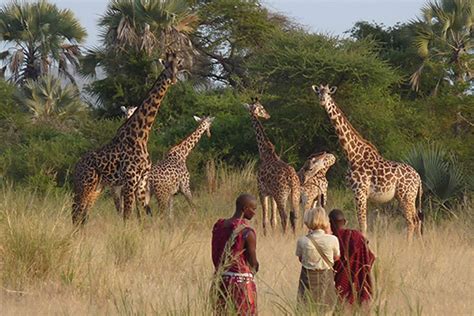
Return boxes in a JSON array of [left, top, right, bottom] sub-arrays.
[[243, 97, 271, 120], [311, 84, 337, 105], [120, 106, 138, 119], [193, 115, 215, 138], [300, 152, 336, 184], [159, 52, 183, 84]]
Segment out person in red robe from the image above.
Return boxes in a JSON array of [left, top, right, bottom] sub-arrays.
[[211, 194, 259, 315], [329, 209, 375, 305]]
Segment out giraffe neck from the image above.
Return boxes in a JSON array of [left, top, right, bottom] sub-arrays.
[[117, 71, 171, 143], [249, 114, 279, 162], [322, 98, 380, 163], [168, 123, 208, 160]]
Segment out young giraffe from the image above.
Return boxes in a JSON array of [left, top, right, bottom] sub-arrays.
[[146, 116, 215, 217], [311, 84, 423, 239], [244, 98, 300, 234], [71, 53, 181, 225], [298, 152, 336, 211]]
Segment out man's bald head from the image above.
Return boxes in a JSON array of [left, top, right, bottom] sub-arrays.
[[236, 193, 257, 211], [235, 193, 257, 220]]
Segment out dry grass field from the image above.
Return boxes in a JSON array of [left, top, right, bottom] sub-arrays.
[[1, 164, 473, 315]]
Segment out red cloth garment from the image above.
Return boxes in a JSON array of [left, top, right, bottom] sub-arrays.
[[211, 218, 257, 315], [333, 228, 375, 305]]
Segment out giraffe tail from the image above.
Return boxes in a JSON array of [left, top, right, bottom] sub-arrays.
[[416, 179, 424, 235]]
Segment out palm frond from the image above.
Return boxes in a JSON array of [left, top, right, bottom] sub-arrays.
[[404, 143, 466, 204]]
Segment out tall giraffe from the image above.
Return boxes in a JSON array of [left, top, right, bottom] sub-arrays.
[[311, 84, 423, 239], [71, 53, 181, 225], [298, 152, 336, 211], [244, 98, 300, 234], [146, 116, 215, 217], [110, 105, 139, 215]]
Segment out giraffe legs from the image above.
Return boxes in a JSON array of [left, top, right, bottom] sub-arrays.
[[270, 198, 278, 229], [289, 187, 300, 233], [72, 168, 101, 226], [122, 181, 138, 221], [167, 195, 174, 219], [135, 176, 152, 217], [398, 196, 421, 241], [259, 194, 269, 235], [181, 179, 197, 213], [354, 189, 369, 236], [275, 199, 289, 233], [112, 186, 123, 214]]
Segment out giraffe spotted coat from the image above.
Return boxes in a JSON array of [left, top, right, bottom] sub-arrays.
[[146, 116, 215, 216], [298, 152, 336, 211], [244, 98, 300, 234], [312, 84, 423, 240], [71, 53, 181, 225]]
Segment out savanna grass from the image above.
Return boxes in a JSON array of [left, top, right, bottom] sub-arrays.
[[0, 165, 473, 315]]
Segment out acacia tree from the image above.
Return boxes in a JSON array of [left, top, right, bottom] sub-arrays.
[[192, 0, 292, 89], [411, 0, 473, 93], [0, 0, 86, 84]]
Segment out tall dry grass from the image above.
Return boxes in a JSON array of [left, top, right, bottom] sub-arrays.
[[0, 164, 473, 315]]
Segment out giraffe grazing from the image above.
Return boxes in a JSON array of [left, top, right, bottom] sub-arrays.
[[298, 152, 336, 211], [146, 116, 215, 217], [311, 84, 423, 239], [71, 52, 182, 225], [244, 98, 300, 234]]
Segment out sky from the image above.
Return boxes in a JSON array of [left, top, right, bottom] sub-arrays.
[[46, 0, 427, 48]]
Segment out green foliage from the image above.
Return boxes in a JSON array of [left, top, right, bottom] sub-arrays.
[[244, 30, 407, 169], [192, 0, 289, 88], [404, 143, 466, 209], [82, 0, 198, 117], [15, 75, 87, 126], [0, 0, 86, 83], [411, 0, 473, 93]]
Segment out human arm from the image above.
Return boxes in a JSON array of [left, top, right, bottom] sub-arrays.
[[333, 237, 341, 262], [295, 238, 303, 263], [245, 229, 259, 273]]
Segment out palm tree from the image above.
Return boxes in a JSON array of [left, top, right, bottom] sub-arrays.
[[98, 0, 197, 64], [410, 0, 473, 93], [0, 0, 86, 84], [81, 0, 198, 117], [404, 143, 465, 216], [16, 75, 85, 123]]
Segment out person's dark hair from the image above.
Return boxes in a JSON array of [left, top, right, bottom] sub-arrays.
[[329, 208, 345, 222]]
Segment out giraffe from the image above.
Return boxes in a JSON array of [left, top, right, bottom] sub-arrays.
[[311, 84, 423, 239], [146, 116, 215, 217], [110, 105, 140, 215], [71, 52, 182, 225], [298, 152, 336, 212], [244, 98, 300, 234]]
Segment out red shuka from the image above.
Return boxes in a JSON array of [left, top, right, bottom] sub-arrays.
[[211, 218, 257, 315], [333, 228, 375, 305]]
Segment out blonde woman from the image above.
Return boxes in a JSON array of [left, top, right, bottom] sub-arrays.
[[296, 207, 340, 312]]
